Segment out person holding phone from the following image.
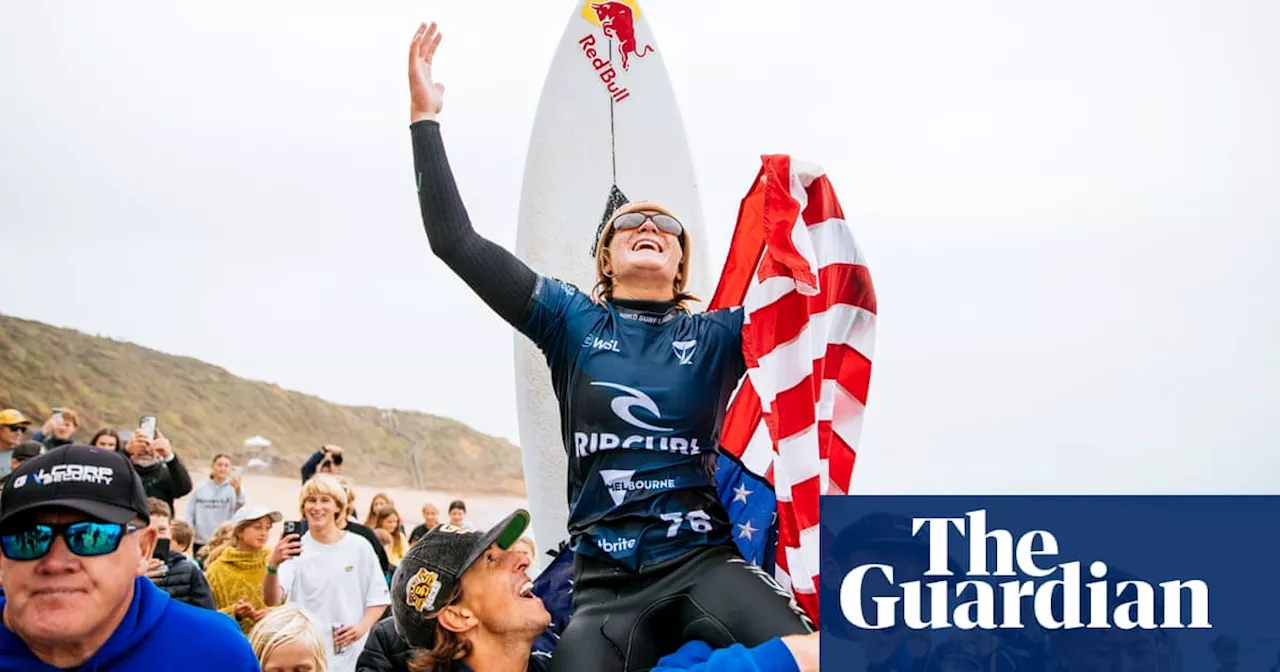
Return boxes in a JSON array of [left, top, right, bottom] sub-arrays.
[[122, 420, 193, 515], [144, 497, 215, 610], [38, 407, 79, 450], [263, 475, 390, 672], [187, 453, 247, 555]]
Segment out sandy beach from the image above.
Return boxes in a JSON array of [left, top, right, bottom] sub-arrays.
[[174, 472, 533, 551]]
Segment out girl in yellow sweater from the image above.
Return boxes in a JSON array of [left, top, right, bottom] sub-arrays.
[[205, 506, 283, 633]]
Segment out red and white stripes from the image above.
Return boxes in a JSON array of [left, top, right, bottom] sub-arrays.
[[709, 155, 877, 626]]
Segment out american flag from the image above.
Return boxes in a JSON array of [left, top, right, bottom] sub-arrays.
[[711, 154, 877, 627]]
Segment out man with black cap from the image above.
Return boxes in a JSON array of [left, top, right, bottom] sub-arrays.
[[0, 444, 258, 670], [387, 510, 819, 672], [0, 441, 42, 489]]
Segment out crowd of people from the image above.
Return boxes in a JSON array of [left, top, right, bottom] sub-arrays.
[[0, 406, 818, 671]]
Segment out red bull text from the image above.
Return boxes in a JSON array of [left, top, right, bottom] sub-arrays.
[[578, 34, 631, 103]]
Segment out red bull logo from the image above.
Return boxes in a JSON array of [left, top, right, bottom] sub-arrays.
[[588, 1, 653, 71], [577, 0, 654, 103]]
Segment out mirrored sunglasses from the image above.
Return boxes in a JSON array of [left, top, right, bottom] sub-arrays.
[[612, 212, 683, 237], [0, 521, 142, 561]]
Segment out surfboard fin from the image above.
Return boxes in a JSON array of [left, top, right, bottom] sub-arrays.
[[591, 185, 631, 258]]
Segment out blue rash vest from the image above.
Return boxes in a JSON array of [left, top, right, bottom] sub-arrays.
[[519, 276, 747, 570]]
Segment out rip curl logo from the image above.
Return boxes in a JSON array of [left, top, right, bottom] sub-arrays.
[[29, 464, 115, 488], [405, 568, 443, 614], [591, 382, 671, 432], [672, 339, 696, 365]]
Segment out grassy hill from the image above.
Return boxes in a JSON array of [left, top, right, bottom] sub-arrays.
[[0, 313, 527, 496]]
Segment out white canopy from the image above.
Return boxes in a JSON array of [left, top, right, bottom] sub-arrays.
[[243, 435, 272, 448]]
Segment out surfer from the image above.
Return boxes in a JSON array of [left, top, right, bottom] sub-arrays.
[[406, 22, 814, 671]]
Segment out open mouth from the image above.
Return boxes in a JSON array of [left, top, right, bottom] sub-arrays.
[[517, 579, 535, 599], [631, 238, 663, 253]]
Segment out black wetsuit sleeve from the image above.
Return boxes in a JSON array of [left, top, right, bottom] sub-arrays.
[[412, 119, 538, 329]]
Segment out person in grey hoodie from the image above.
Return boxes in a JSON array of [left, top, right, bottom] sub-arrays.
[[186, 453, 246, 554]]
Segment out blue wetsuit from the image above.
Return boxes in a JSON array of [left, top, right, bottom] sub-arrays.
[[520, 275, 745, 569], [411, 119, 811, 672]]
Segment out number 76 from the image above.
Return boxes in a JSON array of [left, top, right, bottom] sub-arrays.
[[660, 509, 713, 537]]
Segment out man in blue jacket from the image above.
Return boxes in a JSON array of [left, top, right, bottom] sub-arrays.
[[0, 444, 258, 670], [388, 509, 817, 672]]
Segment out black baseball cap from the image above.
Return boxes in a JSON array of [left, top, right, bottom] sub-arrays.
[[0, 444, 151, 531], [10, 441, 43, 463], [390, 509, 530, 647]]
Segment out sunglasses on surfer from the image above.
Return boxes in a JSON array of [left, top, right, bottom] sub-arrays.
[[610, 211, 683, 238]]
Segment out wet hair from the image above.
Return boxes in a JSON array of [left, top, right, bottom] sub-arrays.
[[448, 500, 466, 513]]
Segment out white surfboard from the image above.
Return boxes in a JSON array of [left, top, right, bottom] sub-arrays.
[[513, 0, 708, 567]]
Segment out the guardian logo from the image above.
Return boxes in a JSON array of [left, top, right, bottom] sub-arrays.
[[840, 510, 1211, 630], [574, 382, 702, 458]]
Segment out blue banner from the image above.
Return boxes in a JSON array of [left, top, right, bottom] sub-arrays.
[[819, 495, 1280, 671]]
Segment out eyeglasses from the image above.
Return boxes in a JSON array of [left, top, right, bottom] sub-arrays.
[[612, 212, 683, 237], [0, 521, 142, 561], [2, 425, 25, 433]]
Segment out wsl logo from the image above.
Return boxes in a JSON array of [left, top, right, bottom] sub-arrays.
[[839, 510, 1212, 631], [574, 382, 703, 457], [672, 339, 696, 365]]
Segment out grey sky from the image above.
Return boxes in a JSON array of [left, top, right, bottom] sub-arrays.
[[2, 1, 1277, 494]]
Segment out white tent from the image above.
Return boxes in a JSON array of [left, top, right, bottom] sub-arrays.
[[243, 435, 272, 448]]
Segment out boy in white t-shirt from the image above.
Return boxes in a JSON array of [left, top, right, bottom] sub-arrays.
[[262, 475, 390, 672]]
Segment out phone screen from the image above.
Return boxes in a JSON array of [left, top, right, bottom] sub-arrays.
[[283, 520, 308, 542], [153, 537, 170, 561], [139, 415, 157, 441]]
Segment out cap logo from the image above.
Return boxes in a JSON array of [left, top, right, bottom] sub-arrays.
[[12, 475, 27, 488], [30, 464, 115, 487], [405, 568, 442, 614], [438, 524, 475, 535]]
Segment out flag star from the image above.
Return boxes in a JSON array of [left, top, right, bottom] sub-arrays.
[[737, 520, 758, 541], [732, 483, 753, 504]]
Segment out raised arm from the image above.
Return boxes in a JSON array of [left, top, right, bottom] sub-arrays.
[[409, 22, 537, 329]]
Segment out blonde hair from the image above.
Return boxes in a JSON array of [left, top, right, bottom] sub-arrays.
[[299, 474, 347, 525], [198, 521, 236, 566], [513, 536, 536, 557], [592, 201, 698, 309], [249, 604, 328, 672]]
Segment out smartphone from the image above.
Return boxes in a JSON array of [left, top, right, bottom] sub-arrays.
[[51, 408, 63, 424], [282, 520, 308, 557], [231, 466, 243, 479], [152, 537, 170, 562], [139, 415, 157, 441]]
